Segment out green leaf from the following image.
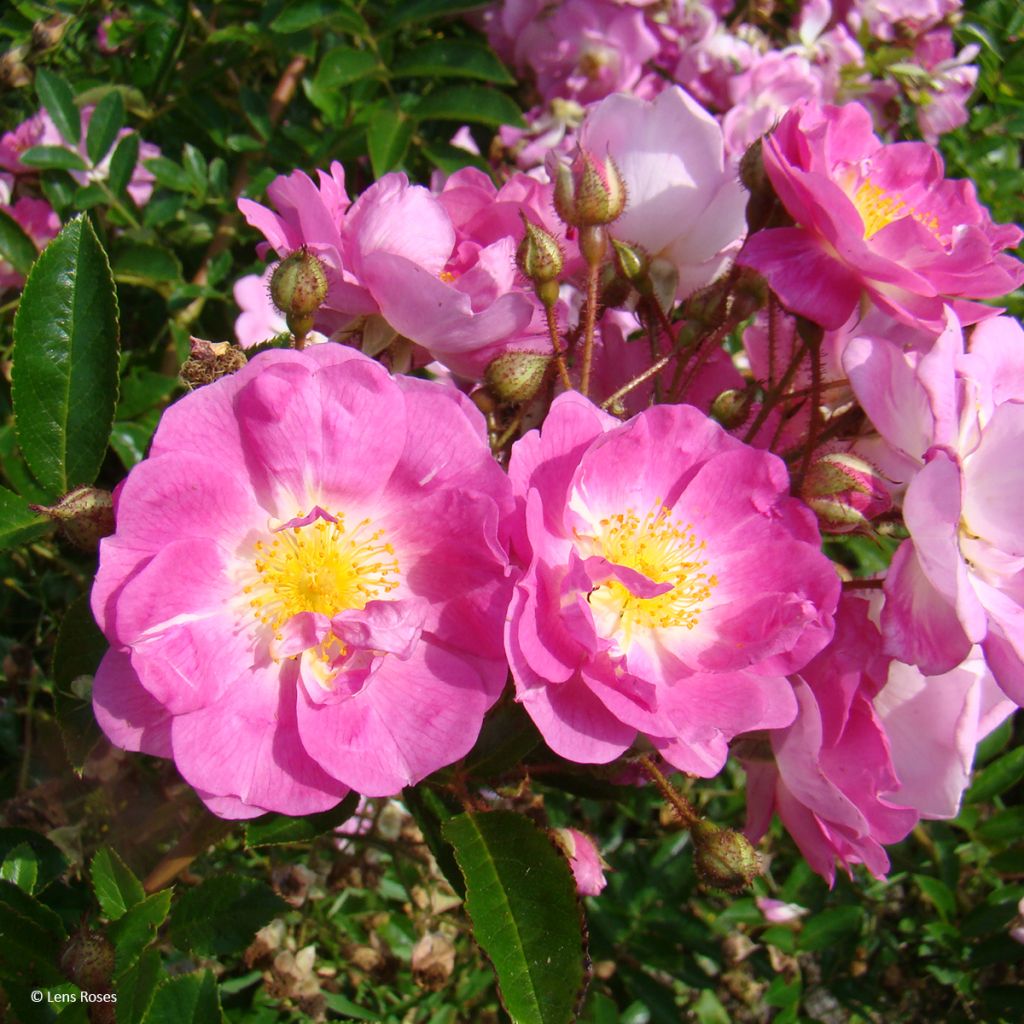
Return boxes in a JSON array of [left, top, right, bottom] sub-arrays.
[[392, 41, 514, 84], [112, 244, 183, 284], [110, 421, 155, 469], [36, 68, 81, 144], [797, 905, 864, 952], [321, 993, 383, 1021], [414, 86, 524, 128], [11, 215, 120, 496], [86, 90, 125, 166], [975, 805, 1024, 842], [914, 874, 957, 921], [108, 133, 140, 197], [442, 811, 587, 1024], [54, 593, 108, 689], [315, 45, 382, 89], [0, 208, 39, 277], [367, 104, 414, 178], [392, 0, 489, 26], [403, 787, 466, 899], [271, 0, 369, 36], [143, 156, 193, 193], [0, 879, 68, 986], [967, 746, 1024, 803], [168, 875, 287, 956], [117, 947, 163, 1024], [109, 889, 172, 976], [0, 829, 67, 893], [143, 970, 222, 1024], [91, 848, 146, 922], [0, 843, 39, 893], [18, 145, 88, 172], [245, 791, 359, 847], [0, 485, 52, 550]]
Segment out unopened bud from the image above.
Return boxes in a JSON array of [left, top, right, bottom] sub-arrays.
[[30, 487, 114, 551], [709, 389, 751, 430], [692, 820, 762, 892], [485, 350, 551, 404], [180, 337, 247, 389], [800, 450, 892, 534], [60, 928, 115, 990], [516, 214, 563, 286], [739, 138, 779, 235], [610, 239, 650, 289], [269, 248, 328, 340], [552, 150, 627, 228]]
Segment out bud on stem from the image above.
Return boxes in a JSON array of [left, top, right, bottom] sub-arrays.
[[30, 487, 114, 551], [269, 247, 329, 346]]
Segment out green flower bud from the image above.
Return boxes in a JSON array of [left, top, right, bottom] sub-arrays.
[[611, 239, 650, 288], [270, 247, 328, 341], [485, 350, 551, 404], [60, 928, 115, 990], [516, 214, 564, 285], [709, 388, 751, 430], [30, 486, 114, 552], [553, 150, 627, 228], [692, 820, 763, 892]]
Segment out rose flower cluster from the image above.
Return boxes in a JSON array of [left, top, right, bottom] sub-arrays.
[[90, 1, 1023, 887]]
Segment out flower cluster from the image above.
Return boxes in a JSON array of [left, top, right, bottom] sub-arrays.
[[87, 2, 1023, 887]]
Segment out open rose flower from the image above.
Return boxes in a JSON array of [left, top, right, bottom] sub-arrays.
[[91, 345, 513, 818], [505, 393, 839, 775], [738, 100, 1024, 330]]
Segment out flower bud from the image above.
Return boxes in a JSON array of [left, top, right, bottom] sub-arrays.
[[60, 928, 115, 990], [269, 247, 328, 339], [30, 487, 114, 551], [517, 214, 563, 286], [691, 820, 762, 892], [552, 150, 627, 228], [180, 337, 247, 390], [739, 138, 779, 235], [552, 828, 609, 897], [485, 350, 551, 404], [709, 388, 751, 430], [800, 451, 892, 534]]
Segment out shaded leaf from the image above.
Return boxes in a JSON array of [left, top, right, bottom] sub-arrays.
[[108, 133, 140, 197], [0, 843, 39, 893], [392, 0, 490, 26], [117, 947, 163, 1024], [36, 68, 81, 144], [967, 746, 1024, 803], [91, 848, 145, 922], [392, 41, 514, 84], [19, 145, 88, 172], [367, 104, 414, 177], [443, 811, 587, 1024], [245, 791, 360, 847], [0, 879, 67, 986], [315, 46, 382, 88], [54, 593, 108, 689], [112, 243, 183, 284], [0, 485, 52, 550], [143, 970, 222, 1024], [168, 875, 287, 956], [797, 905, 864, 952], [0, 829, 66, 893], [11, 215, 120, 497], [109, 889, 172, 976], [86, 90, 125, 166], [414, 86, 524, 128], [271, 0, 369, 35]]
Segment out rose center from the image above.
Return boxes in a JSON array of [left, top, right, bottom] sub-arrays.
[[852, 179, 940, 240], [587, 504, 717, 644], [245, 512, 400, 637]]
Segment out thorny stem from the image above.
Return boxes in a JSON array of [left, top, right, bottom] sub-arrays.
[[600, 350, 674, 411], [580, 256, 601, 396], [638, 755, 700, 828], [672, 317, 735, 404], [742, 335, 811, 444], [794, 327, 823, 493], [545, 303, 573, 392]]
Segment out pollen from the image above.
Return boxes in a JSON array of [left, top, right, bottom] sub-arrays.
[[438, 270, 458, 284], [586, 503, 717, 645], [852, 178, 941, 240], [245, 512, 400, 638]]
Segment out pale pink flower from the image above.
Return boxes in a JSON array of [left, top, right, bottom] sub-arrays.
[[757, 897, 809, 923], [579, 86, 748, 301], [738, 100, 1024, 330], [91, 345, 514, 817], [505, 393, 839, 775], [553, 828, 608, 896]]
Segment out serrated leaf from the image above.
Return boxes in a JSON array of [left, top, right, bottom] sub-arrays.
[[270, 0, 369, 35], [143, 970, 221, 1024], [36, 68, 81, 144], [109, 133, 140, 197], [245, 791, 359, 847], [11, 215, 120, 497], [86, 90, 125, 166], [967, 746, 1024, 802], [367, 105, 414, 177], [1, 843, 39, 893], [109, 889, 172, 976], [168, 876, 287, 956], [117, 947, 162, 1024], [392, 0, 489, 26], [19, 145, 88, 172], [392, 41, 514, 84], [414, 86, 524, 128], [92, 848, 146, 922], [0, 879, 68, 986], [315, 45, 382, 89], [0, 208, 39, 277], [443, 811, 587, 1024], [0, 829, 66, 893], [0, 485, 52, 550]]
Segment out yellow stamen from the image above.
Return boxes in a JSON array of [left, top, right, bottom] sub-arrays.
[[852, 178, 940, 240]]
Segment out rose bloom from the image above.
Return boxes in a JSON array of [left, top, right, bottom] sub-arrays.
[[505, 393, 839, 775], [738, 100, 1024, 330], [91, 345, 513, 818]]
